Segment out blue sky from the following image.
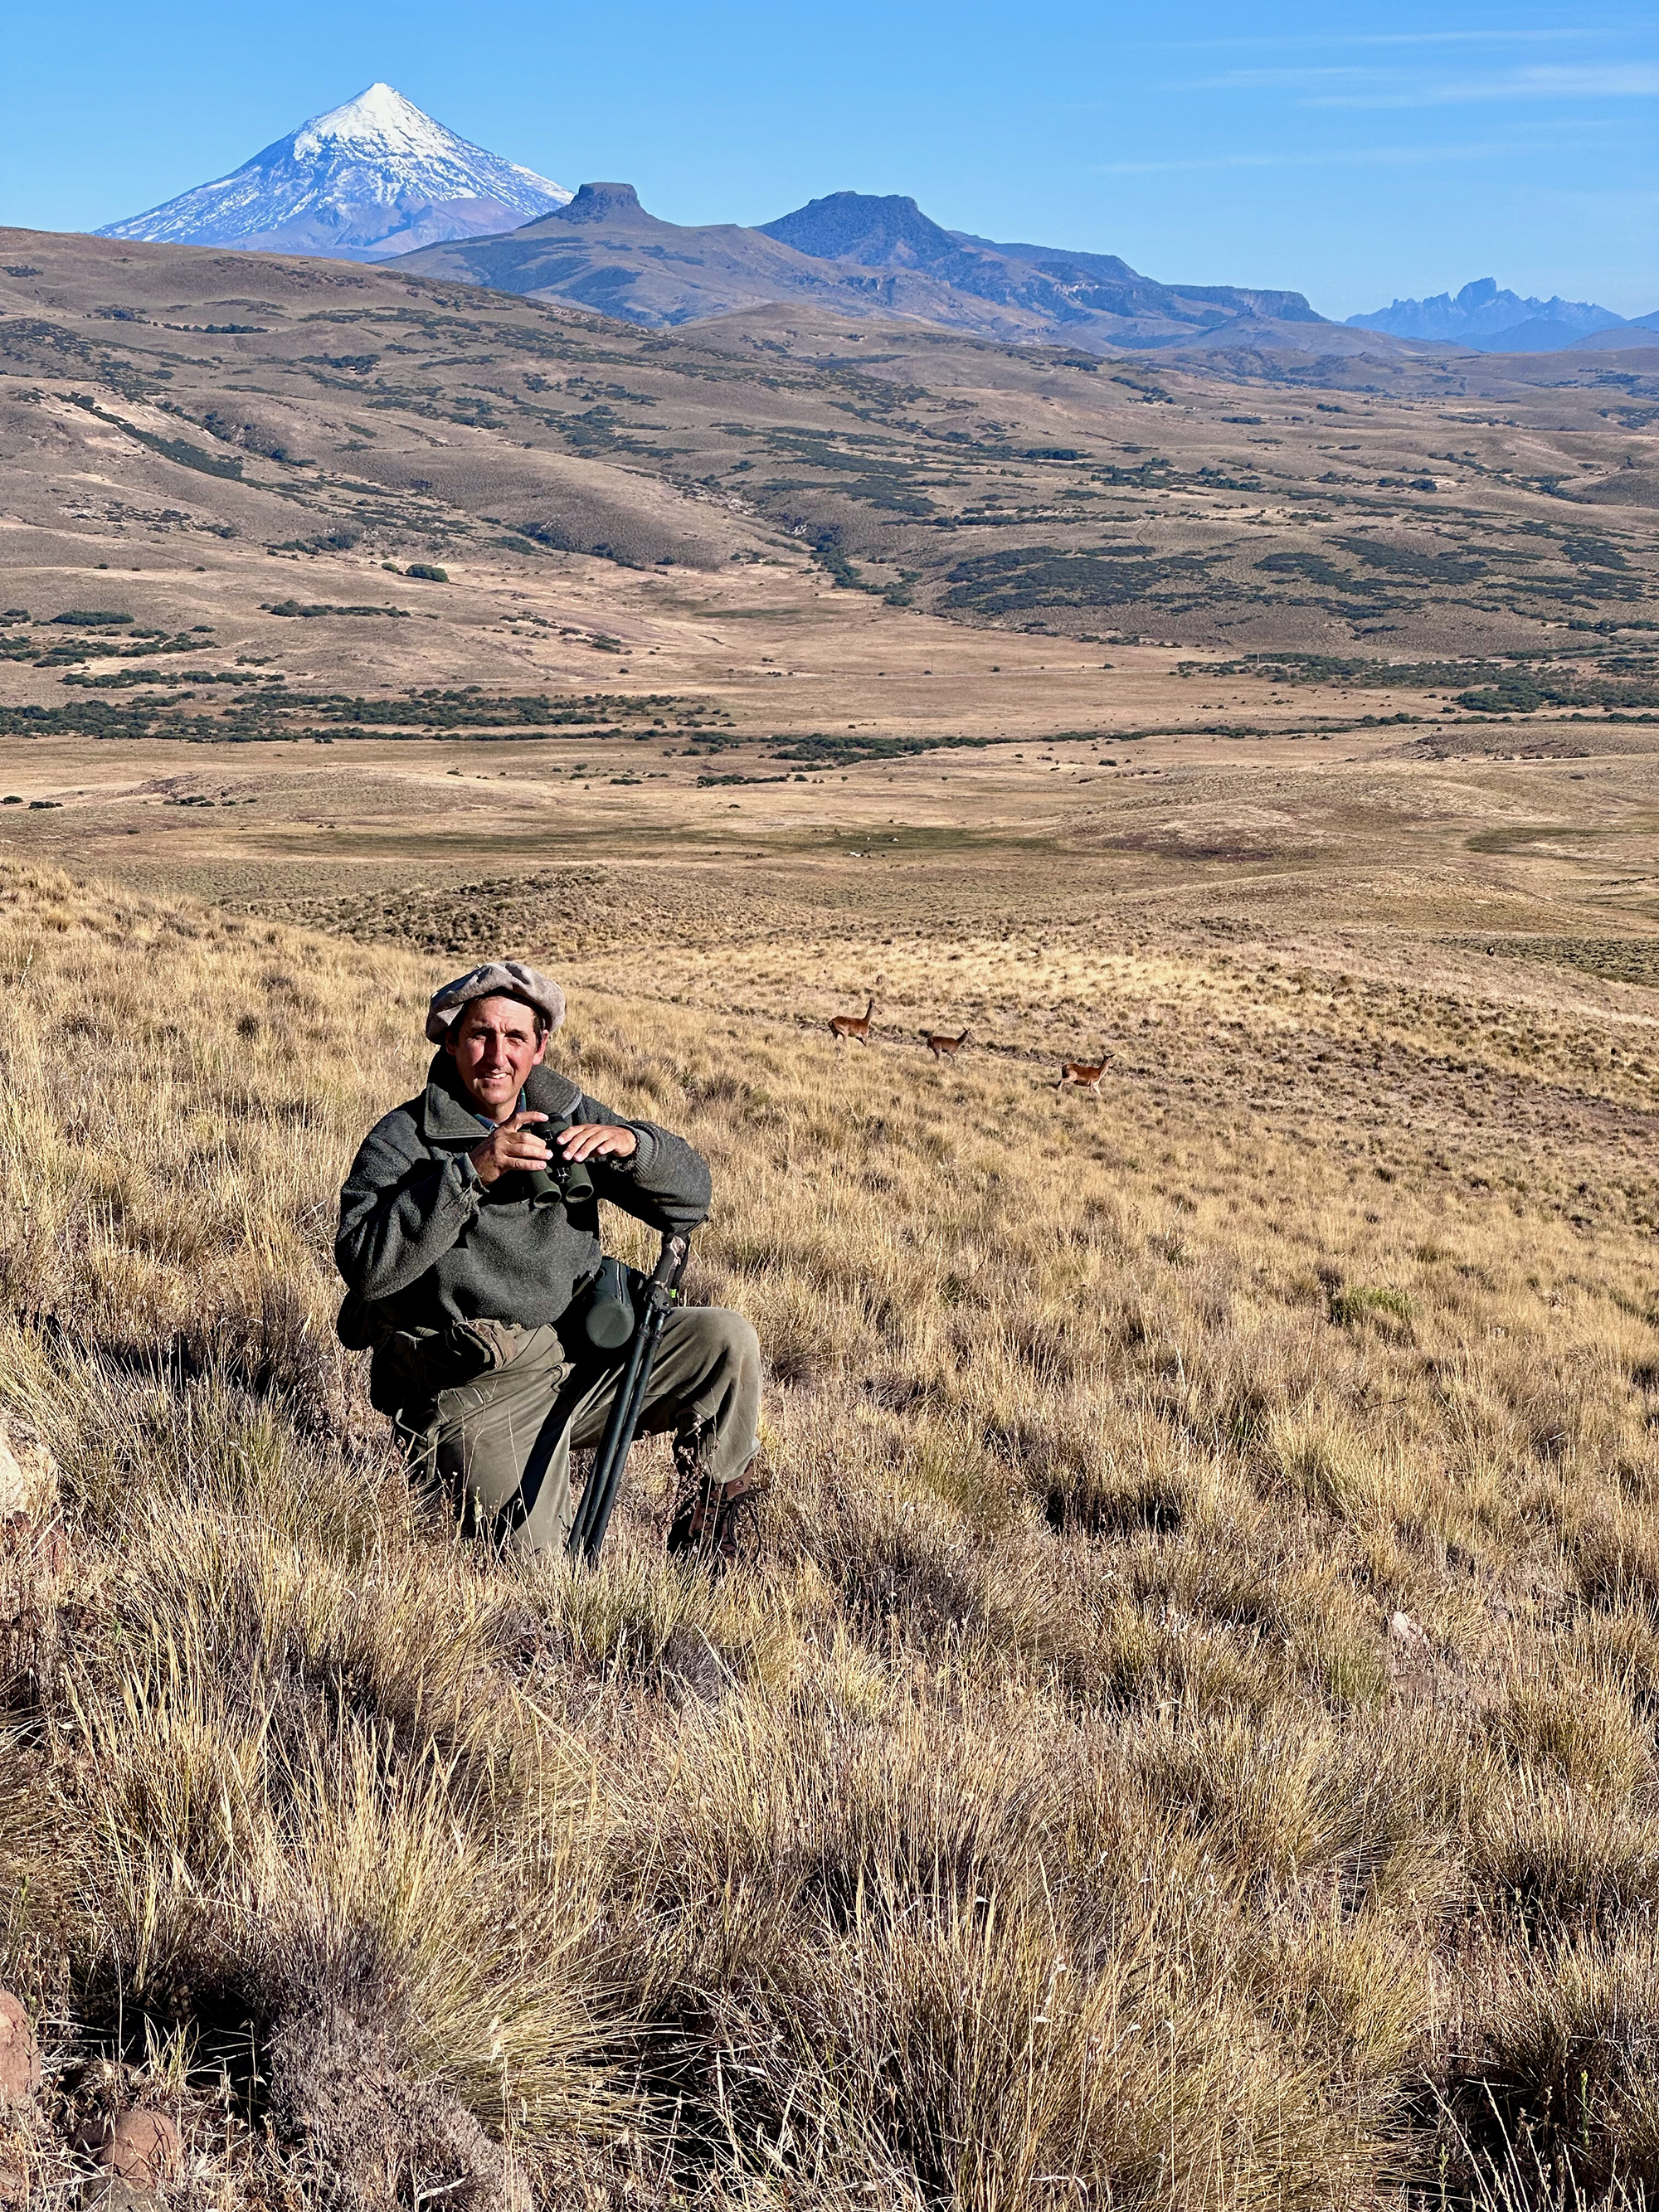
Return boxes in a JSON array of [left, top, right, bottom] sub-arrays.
[[3, 0, 1654, 316]]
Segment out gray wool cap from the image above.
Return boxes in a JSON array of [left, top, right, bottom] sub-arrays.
[[425, 960, 567, 1043]]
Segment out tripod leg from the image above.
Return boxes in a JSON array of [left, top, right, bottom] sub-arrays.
[[566, 1327, 641, 1557], [568, 1235, 690, 1567], [578, 1310, 668, 1564]]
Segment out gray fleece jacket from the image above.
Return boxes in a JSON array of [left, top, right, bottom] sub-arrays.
[[335, 1053, 710, 1401]]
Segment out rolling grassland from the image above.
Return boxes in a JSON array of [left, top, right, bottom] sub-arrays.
[[6, 825, 1659, 2208]]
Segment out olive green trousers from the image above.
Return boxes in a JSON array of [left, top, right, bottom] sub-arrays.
[[401, 1306, 761, 1555]]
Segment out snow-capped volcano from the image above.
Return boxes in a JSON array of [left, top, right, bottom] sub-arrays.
[[95, 83, 571, 261]]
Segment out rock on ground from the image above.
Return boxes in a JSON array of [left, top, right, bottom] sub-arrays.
[[0, 1995, 40, 2110], [71, 2108, 182, 2187]]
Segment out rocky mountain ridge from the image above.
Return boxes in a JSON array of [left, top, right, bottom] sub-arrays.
[[761, 192, 1324, 337], [1347, 276, 1658, 355], [395, 183, 1350, 356]]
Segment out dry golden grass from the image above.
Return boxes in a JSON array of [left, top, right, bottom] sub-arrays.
[[6, 853, 1659, 2206]]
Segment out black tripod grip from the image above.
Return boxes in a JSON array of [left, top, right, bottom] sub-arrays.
[[567, 1232, 690, 1567]]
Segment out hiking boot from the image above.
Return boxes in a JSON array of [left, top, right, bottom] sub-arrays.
[[667, 1466, 769, 1570]]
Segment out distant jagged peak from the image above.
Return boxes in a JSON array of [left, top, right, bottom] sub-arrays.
[[1453, 277, 1501, 310], [1347, 277, 1625, 345]]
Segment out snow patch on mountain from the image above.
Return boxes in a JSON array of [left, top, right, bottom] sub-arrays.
[[96, 83, 570, 262]]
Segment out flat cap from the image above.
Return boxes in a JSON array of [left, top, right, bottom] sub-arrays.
[[425, 960, 566, 1043]]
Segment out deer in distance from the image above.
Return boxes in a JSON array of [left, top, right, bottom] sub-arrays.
[[1055, 1052, 1109, 1096], [920, 1027, 971, 1061], [830, 995, 878, 1046]]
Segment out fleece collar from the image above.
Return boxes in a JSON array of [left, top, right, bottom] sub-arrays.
[[417, 1051, 582, 1147]]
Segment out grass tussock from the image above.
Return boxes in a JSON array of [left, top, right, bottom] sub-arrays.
[[5, 857, 1659, 2205]]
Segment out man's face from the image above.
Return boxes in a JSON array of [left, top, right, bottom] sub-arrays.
[[445, 994, 547, 1121]]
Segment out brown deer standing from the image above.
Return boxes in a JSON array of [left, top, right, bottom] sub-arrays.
[[830, 995, 878, 1046], [920, 1027, 971, 1061], [1055, 1052, 1109, 1096]]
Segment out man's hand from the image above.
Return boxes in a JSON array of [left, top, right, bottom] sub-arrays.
[[558, 1122, 638, 1164], [467, 1113, 638, 1186], [469, 1110, 552, 1187]]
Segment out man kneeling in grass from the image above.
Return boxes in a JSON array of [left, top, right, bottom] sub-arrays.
[[335, 960, 765, 1564]]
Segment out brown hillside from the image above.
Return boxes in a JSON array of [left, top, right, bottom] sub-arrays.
[[0, 221, 1653, 727]]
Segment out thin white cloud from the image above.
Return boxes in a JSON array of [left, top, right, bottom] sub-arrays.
[[1199, 66, 1389, 87], [1093, 139, 1600, 177], [1170, 27, 1608, 53], [1311, 61, 1659, 106]]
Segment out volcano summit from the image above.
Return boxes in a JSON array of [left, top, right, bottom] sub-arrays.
[[95, 83, 571, 261]]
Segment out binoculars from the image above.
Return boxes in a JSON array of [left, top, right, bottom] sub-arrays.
[[524, 1133, 596, 1211], [522, 1126, 635, 1350]]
